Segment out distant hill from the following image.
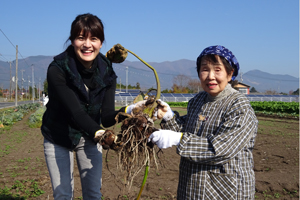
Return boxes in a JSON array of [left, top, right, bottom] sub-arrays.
[[0, 56, 298, 93], [0, 56, 52, 90], [236, 70, 299, 93]]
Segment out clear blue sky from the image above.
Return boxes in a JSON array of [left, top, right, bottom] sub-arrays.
[[0, 0, 299, 78]]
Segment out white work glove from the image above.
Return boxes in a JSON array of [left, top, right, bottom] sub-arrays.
[[148, 130, 182, 149], [43, 96, 49, 106], [125, 100, 147, 116], [153, 99, 174, 121], [94, 129, 105, 143], [95, 129, 105, 137]]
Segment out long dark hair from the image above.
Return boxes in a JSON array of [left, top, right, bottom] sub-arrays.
[[66, 13, 105, 44]]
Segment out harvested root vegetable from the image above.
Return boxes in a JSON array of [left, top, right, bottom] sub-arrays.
[[100, 112, 159, 189], [104, 44, 162, 196], [95, 130, 122, 150]]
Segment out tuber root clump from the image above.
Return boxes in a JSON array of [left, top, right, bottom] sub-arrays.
[[101, 112, 159, 190]]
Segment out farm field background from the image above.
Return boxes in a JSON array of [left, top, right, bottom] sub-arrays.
[[0, 106, 299, 199]]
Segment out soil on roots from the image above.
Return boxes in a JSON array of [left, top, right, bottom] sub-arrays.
[[103, 113, 159, 191]]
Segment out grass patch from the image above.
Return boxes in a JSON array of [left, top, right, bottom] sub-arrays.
[[0, 179, 45, 199]]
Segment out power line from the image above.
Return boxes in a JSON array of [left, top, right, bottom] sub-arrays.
[[0, 31, 39, 86], [118, 63, 298, 82], [116, 63, 199, 78], [0, 29, 32, 70], [0, 53, 11, 62], [244, 73, 299, 82], [0, 29, 16, 49]]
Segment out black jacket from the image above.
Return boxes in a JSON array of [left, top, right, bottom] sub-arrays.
[[41, 46, 124, 149]]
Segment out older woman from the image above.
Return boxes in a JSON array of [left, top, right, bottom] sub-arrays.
[[149, 45, 258, 199]]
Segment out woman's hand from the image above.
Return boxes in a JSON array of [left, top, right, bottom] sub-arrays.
[[125, 100, 147, 116], [154, 99, 174, 121], [94, 130, 123, 150], [94, 130, 106, 143], [148, 130, 182, 149]]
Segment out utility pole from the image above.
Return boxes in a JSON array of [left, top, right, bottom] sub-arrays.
[[126, 66, 128, 93], [120, 78, 121, 92], [39, 77, 41, 101], [21, 69, 25, 100], [9, 61, 12, 101], [15, 45, 18, 106], [31, 64, 35, 103], [28, 76, 30, 100], [0, 84, 2, 98]]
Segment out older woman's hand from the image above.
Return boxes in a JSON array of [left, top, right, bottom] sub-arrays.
[[148, 130, 182, 149], [125, 100, 147, 116], [153, 99, 174, 121]]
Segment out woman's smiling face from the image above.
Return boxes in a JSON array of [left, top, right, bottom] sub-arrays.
[[72, 31, 102, 69], [198, 55, 233, 96]]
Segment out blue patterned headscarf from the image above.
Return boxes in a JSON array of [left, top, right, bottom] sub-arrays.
[[197, 45, 239, 81]]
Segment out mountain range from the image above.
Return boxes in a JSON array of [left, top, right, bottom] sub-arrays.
[[0, 56, 298, 93]]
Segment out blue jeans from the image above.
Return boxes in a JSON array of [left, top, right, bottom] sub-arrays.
[[44, 136, 102, 200]]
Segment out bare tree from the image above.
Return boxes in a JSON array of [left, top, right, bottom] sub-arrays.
[[173, 74, 191, 88], [264, 90, 278, 95], [172, 74, 202, 93], [187, 79, 202, 93], [171, 74, 190, 93]]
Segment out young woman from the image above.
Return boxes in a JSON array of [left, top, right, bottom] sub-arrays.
[[41, 13, 130, 199], [149, 45, 258, 199]]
